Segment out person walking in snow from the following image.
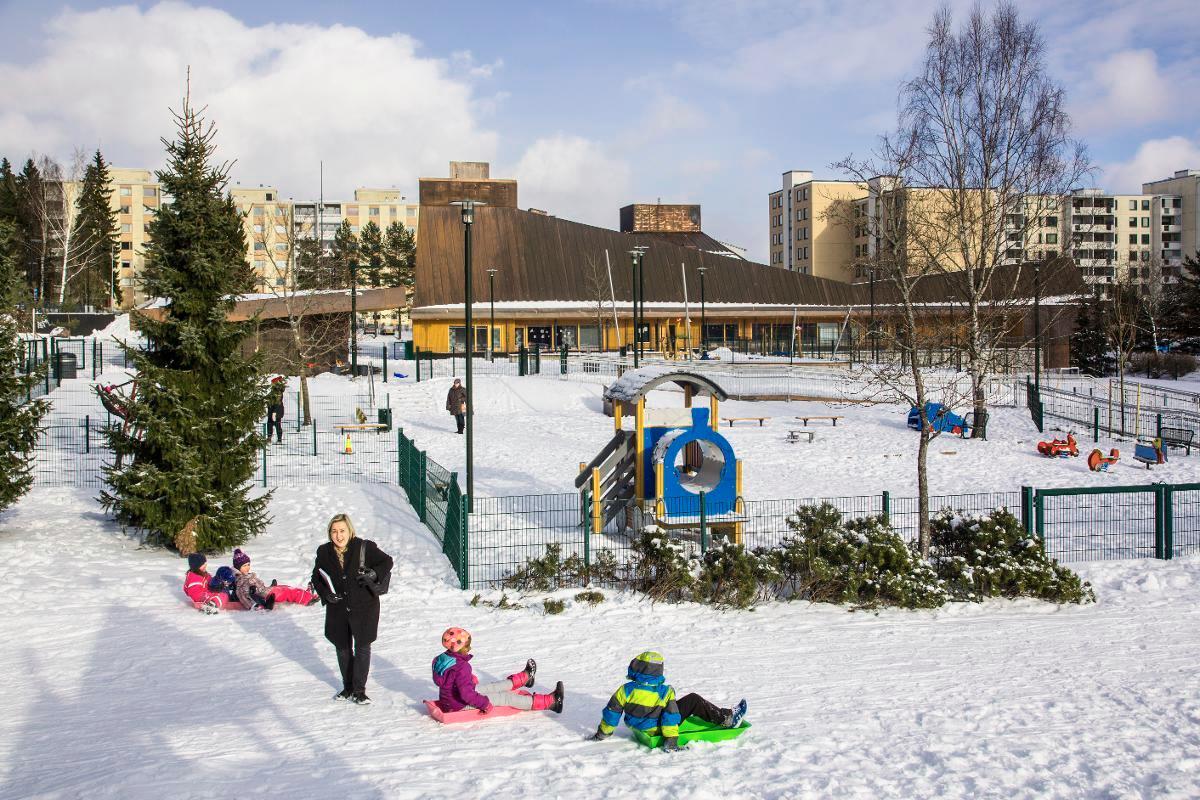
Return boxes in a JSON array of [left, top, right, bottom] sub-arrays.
[[266, 376, 286, 444], [182, 553, 231, 614], [432, 627, 564, 715], [229, 548, 317, 610], [446, 378, 467, 434], [311, 513, 394, 705], [588, 651, 747, 751]]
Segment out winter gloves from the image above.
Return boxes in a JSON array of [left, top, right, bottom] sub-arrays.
[[357, 567, 381, 596]]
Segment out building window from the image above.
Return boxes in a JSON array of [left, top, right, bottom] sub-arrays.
[[275, 243, 287, 251], [143, 204, 155, 215], [275, 225, 286, 234], [1141, 199, 1150, 210], [1046, 233, 1057, 245], [1141, 251, 1150, 262], [1140, 217, 1150, 228], [119, 205, 131, 215], [1129, 250, 1138, 262], [120, 241, 131, 250], [253, 224, 263, 233], [276, 277, 286, 286], [143, 186, 156, 197], [1129, 234, 1137, 244], [1141, 234, 1150, 245], [407, 207, 416, 216], [120, 187, 132, 196], [265, 193, 273, 201], [254, 242, 265, 251], [1129, 200, 1137, 210], [253, 206, 265, 216], [121, 223, 131, 233], [121, 261, 130, 270], [1129, 217, 1137, 228], [346, 205, 358, 215]]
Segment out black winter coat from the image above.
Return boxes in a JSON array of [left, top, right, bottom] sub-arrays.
[[446, 385, 467, 414], [312, 538, 394, 648]]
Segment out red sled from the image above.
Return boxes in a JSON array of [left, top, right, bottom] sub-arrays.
[[423, 699, 528, 723]]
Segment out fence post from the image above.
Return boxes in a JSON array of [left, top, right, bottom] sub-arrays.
[[560, 344, 568, 375], [1020, 486, 1033, 535], [1154, 483, 1167, 559], [1093, 408, 1099, 443], [415, 347, 421, 382], [418, 450, 428, 523], [312, 418, 318, 456], [1037, 401, 1044, 433], [383, 345, 388, 383], [582, 488, 592, 579], [262, 441, 268, 487], [1034, 492, 1045, 543], [518, 346, 527, 376], [460, 488, 470, 590], [1156, 413, 1162, 440], [881, 490, 891, 525], [697, 490, 709, 553], [91, 339, 97, 379], [396, 428, 403, 485], [85, 415, 90, 454], [1163, 484, 1174, 560]]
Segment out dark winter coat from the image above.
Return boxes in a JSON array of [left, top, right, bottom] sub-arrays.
[[311, 537, 393, 648], [267, 381, 286, 409], [432, 650, 493, 712], [446, 385, 466, 415]]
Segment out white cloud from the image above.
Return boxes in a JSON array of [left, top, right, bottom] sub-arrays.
[[509, 135, 631, 227], [1103, 136, 1200, 193], [0, 2, 498, 199], [1071, 50, 1172, 133]]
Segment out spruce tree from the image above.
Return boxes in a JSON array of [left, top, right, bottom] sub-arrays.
[[100, 98, 269, 551], [330, 218, 359, 289], [70, 150, 120, 308], [1162, 251, 1200, 346], [1069, 293, 1112, 376], [0, 218, 49, 512], [359, 220, 383, 329], [383, 220, 416, 323]]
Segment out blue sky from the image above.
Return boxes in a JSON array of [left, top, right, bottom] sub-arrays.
[[1, 0, 1198, 262]]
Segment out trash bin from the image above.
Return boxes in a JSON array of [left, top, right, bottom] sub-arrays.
[[54, 351, 78, 380], [377, 407, 392, 432]]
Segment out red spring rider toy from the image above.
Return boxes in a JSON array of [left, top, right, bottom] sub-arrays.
[[1037, 432, 1078, 458]]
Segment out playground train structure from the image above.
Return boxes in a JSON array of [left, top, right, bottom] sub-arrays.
[[576, 368, 747, 542]]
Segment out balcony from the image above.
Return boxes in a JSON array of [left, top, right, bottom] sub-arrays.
[[1162, 223, 1181, 233]]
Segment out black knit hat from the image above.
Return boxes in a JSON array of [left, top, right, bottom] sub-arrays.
[[187, 553, 206, 571]]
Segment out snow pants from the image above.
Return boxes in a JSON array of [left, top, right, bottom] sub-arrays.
[[675, 693, 729, 726], [477, 681, 534, 710], [266, 584, 314, 605], [188, 589, 228, 611]]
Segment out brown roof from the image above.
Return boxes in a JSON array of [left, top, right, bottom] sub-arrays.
[[138, 287, 406, 323], [414, 206, 861, 308]]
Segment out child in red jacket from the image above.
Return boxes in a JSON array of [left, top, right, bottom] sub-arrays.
[[182, 553, 229, 615], [432, 628, 564, 714]]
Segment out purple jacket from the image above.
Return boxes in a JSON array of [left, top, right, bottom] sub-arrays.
[[432, 651, 492, 712]]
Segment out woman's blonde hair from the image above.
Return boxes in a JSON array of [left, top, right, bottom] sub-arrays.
[[327, 513, 357, 543]]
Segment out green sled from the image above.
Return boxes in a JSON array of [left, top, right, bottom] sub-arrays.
[[632, 716, 751, 749]]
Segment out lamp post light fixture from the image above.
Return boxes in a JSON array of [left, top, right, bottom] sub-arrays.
[[697, 266, 707, 356], [450, 198, 486, 506], [487, 268, 497, 362]]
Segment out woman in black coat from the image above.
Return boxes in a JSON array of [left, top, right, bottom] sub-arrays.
[[311, 513, 394, 705]]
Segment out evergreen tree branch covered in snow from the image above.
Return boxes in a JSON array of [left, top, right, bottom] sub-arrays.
[[0, 219, 49, 511], [99, 93, 270, 551]]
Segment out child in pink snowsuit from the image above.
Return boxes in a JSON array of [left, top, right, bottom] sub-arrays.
[[182, 553, 229, 614], [432, 627, 564, 714], [231, 548, 316, 610]]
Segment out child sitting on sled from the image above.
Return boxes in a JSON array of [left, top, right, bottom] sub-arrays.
[[230, 548, 317, 611], [182, 553, 231, 614], [588, 651, 747, 751], [432, 627, 564, 714]]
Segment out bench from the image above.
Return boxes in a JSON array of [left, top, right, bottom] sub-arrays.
[[724, 417, 770, 427], [786, 430, 815, 443], [1161, 426, 1193, 456], [334, 423, 390, 432], [795, 415, 844, 427]]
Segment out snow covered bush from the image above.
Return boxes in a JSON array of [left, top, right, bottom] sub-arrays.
[[929, 510, 1095, 604], [692, 539, 779, 609], [777, 503, 946, 609], [627, 527, 694, 602], [502, 543, 618, 592]]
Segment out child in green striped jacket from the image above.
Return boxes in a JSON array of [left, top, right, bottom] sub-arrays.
[[588, 651, 747, 751]]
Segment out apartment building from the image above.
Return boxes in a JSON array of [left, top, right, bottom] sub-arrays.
[[108, 168, 163, 308], [769, 169, 1194, 288], [767, 170, 864, 280]]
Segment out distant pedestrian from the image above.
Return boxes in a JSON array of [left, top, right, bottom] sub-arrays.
[[446, 378, 467, 435], [311, 513, 394, 705], [266, 376, 286, 444]]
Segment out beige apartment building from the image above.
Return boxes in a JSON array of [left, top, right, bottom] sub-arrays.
[[110, 175, 419, 325], [769, 169, 1193, 288]]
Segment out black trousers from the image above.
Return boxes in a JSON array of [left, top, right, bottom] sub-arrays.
[[267, 404, 284, 442], [676, 692, 728, 725], [454, 413, 465, 434], [336, 639, 373, 694]]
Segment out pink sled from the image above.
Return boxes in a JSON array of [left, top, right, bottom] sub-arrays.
[[423, 699, 528, 723]]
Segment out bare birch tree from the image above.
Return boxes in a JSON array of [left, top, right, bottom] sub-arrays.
[[895, 2, 1091, 436], [583, 252, 609, 352]]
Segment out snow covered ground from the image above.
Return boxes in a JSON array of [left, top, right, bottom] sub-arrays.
[[1, 484, 1198, 799]]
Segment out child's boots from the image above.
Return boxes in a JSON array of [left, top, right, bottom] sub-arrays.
[[507, 658, 537, 690], [532, 681, 565, 714]]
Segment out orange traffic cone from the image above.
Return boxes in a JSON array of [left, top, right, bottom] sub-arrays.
[[343, 433, 353, 454]]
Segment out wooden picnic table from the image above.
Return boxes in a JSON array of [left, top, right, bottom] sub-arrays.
[[795, 415, 844, 427]]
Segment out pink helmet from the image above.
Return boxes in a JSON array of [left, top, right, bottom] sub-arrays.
[[441, 627, 471, 653]]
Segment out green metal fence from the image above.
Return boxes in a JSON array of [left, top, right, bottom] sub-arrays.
[[396, 428, 469, 589]]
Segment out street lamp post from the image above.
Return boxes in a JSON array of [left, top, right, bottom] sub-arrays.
[[350, 259, 358, 378], [629, 246, 648, 367], [487, 268, 497, 362], [697, 266, 707, 356], [451, 199, 486, 505], [869, 267, 877, 363], [1033, 261, 1042, 390]]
